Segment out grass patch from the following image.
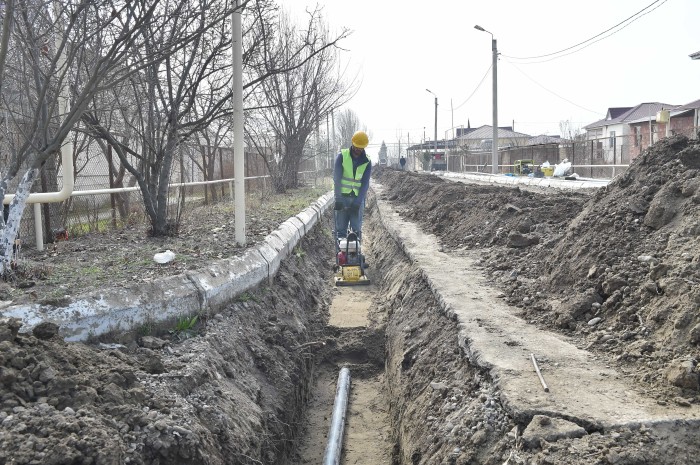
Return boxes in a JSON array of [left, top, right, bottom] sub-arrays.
[[236, 291, 259, 303], [293, 246, 306, 259], [171, 314, 199, 341]]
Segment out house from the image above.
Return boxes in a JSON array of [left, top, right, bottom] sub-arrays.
[[669, 99, 700, 135], [624, 99, 700, 159], [456, 125, 531, 150], [583, 107, 632, 140], [584, 102, 675, 163], [525, 135, 563, 146]]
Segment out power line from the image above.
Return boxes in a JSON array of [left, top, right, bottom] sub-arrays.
[[503, 59, 604, 116], [502, 0, 667, 62], [450, 64, 492, 112]]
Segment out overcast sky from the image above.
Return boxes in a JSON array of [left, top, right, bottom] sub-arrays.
[[293, 0, 700, 158]]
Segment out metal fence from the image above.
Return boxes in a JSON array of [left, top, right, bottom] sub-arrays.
[[444, 125, 698, 178]]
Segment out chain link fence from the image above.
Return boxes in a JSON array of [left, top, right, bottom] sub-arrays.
[[9, 135, 323, 247]]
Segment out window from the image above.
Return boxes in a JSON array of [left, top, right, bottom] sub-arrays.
[[609, 131, 616, 148], [634, 127, 640, 147]]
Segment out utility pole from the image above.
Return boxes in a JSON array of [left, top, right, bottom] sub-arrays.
[[434, 99, 438, 161], [331, 110, 336, 157], [475, 25, 498, 174], [491, 35, 498, 174], [450, 98, 454, 172], [232, 0, 245, 245], [326, 113, 330, 171], [426, 89, 438, 167]]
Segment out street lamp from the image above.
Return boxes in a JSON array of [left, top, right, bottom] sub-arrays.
[[426, 89, 438, 170], [474, 25, 498, 174]]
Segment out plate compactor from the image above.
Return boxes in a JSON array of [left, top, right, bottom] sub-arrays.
[[333, 211, 370, 286]]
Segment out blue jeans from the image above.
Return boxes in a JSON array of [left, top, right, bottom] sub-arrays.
[[335, 196, 364, 239]]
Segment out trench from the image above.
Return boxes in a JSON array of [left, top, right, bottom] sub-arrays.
[[291, 193, 512, 465], [292, 253, 392, 464]]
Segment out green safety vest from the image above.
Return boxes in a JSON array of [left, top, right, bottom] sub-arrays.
[[340, 149, 369, 196]]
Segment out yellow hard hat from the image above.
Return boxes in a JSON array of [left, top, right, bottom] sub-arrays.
[[351, 131, 369, 149]]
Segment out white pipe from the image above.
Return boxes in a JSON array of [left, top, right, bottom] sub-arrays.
[[33, 172, 309, 199], [232, 1, 245, 246], [33, 203, 44, 251], [3, 139, 74, 205]]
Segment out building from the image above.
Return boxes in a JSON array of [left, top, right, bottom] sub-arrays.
[[584, 102, 675, 164], [626, 99, 700, 159], [456, 125, 531, 150]]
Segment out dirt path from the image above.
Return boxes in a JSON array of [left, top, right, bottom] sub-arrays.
[[328, 287, 372, 327], [294, 280, 392, 465]]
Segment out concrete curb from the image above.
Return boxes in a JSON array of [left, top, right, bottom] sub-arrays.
[[2, 190, 334, 342]]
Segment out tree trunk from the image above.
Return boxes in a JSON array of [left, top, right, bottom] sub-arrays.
[[149, 129, 178, 236], [1, 168, 38, 274], [39, 154, 62, 242], [202, 151, 209, 204], [272, 137, 305, 193]]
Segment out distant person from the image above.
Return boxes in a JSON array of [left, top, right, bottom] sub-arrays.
[[334, 131, 372, 240], [399, 156, 406, 170]]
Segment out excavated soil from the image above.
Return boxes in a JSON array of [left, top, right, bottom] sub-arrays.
[[363, 187, 700, 465], [375, 134, 700, 406], [0, 221, 336, 465]]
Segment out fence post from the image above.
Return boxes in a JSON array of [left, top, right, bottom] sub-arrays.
[[612, 136, 616, 178], [33, 203, 44, 251], [219, 148, 225, 199], [107, 145, 117, 228]]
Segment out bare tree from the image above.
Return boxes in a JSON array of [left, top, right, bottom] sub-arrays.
[[559, 120, 585, 142], [246, 7, 354, 193], [81, 0, 242, 236], [82, 1, 349, 234], [378, 141, 388, 165], [335, 108, 365, 149], [188, 119, 231, 203], [0, 0, 162, 274]]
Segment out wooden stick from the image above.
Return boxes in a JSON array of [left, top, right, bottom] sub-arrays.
[[292, 340, 326, 350], [530, 353, 549, 392]]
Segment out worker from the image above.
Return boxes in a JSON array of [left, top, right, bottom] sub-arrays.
[[334, 130, 372, 240], [399, 156, 406, 170]]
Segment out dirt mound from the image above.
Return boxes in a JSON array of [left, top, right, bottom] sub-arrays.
[[378, 168, 586, 251], [364, 195, 700, 465], [543, 136, 700, 342], [374, 135, 700, 402]]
